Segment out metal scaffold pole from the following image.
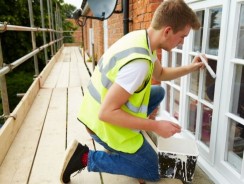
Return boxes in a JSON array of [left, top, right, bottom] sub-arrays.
[[0, 37, 10, 117], [27, 0, 39, 76], [47, 0, 54, 56], [50, 0, 57, 54], [59, 8, 62, 48], [40, 0, 49, 64], [59, 6, 63, 47], [55, 3, 60, 50]]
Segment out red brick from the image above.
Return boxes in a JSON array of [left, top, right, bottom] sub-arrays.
[[144, 13, 152, 22], [133, 23, 141, 30], [138, 7, 147, 15], [140, 22, 147, 29], [145, 21, 151, 28], [138, 14, 144, 22], [147, 3, 160, 12]]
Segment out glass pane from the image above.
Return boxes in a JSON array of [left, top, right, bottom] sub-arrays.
[[231, 65, 244, 119], [187, 97, 197, 134], [193, 11, 205, 52], [200, 104, 212, 146], [236, 4, 244, 59], [203, 59, 217, 103], [166, 84, 171, 112], [190, 71, 199, 95], [189, 57, 199, 95], [177, 45, 182, 50], [174, 53, 182, 86], [226, 119, 244, 173], [206, 7, 222, 55], [173, 89, 180, 120]]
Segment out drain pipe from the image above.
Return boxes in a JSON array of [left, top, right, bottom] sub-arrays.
[[123, 0, 129, 35]]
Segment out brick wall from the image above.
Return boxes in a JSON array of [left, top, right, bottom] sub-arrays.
[[131, 0, 161, 30], [107, 1, 123, 47]]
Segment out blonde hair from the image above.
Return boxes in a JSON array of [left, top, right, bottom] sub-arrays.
[[151, 0, 200, 33]]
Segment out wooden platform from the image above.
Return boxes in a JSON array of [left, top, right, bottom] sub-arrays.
[[0, 46, 195, 184]]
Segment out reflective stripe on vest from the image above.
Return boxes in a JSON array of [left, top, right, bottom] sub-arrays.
[[98, 47, 149, 74], [99, 47, 149, 89], [88, 80, 148, 114], [87, 47, 150, 114]]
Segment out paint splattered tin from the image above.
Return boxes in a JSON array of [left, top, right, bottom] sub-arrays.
[[157, 137, 199, 183]]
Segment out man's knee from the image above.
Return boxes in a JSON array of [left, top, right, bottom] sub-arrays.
[[154, 86, 165, 102], [158, 86, 165, 101]]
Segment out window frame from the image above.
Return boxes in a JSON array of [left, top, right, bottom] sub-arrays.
[[216, 1, 244, 182], [161, 0, 229, 166]]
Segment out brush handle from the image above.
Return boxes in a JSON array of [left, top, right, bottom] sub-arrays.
[[197, 51, 216, 78]]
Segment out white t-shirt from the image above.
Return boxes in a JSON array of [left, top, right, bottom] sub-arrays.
[[115, 60, 150, 94], [115, 55, 157, 94], [115, 34, 157, 94]]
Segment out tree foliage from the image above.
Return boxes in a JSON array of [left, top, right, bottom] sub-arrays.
[[62, 3, 76, 18], [0, 0, 77, 125]]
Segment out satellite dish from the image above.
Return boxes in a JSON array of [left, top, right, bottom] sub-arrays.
[[73, 0, 124, 28], [88, 0, 118, 20]]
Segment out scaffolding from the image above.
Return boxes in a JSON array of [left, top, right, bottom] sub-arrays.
[[0, 0, 64, 120]]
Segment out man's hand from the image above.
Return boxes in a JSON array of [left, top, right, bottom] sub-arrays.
[[154, 120, 181, 138], [192, 54, 207, 71]]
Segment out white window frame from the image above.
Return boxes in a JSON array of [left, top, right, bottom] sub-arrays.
[[161, 0, 231, 183], [187, 0, 228, 163], [161, 47, 185, 124], [216, 0, 244, 183]]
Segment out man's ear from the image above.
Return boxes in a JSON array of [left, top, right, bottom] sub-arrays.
[[164, 26, 172, 36]]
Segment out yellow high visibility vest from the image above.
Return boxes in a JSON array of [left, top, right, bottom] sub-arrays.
[[78, 30, 155, 153]]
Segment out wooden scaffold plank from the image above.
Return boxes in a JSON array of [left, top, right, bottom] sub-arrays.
[[42, 53, 64, 89], [0, 89, 52, 183], [74, 48, 91, 88], [69, 47, 82, 87], [28, 88, 67, 184]]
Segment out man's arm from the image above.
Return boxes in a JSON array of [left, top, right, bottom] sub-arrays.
[[153, 55, 205, 81], [98, 82, 181, 138]]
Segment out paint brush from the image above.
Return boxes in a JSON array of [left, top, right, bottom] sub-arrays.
[[197, 51, 216, 78]]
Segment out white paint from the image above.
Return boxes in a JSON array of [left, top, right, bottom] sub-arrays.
[[157, 137, 199, 156], [158, 137, 199, 182]]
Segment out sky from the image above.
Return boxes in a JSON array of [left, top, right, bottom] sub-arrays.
[[64, 0, 82, 9]]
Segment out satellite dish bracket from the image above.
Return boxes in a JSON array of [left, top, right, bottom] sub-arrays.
[[80, 14, 105, 21]]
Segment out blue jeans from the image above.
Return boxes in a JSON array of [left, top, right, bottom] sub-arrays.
[[147, 85, 165, 116], [87, 85, 165, 181]]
